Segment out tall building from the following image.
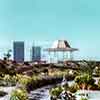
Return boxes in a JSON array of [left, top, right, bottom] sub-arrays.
[[31, 46, 41, 61], [13, 41, 24, 62]]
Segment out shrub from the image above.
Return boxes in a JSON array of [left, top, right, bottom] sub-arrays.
[[75, 73, 95, 89], [80, 98, 88, 100], [98, 79, 100, 89], [3, 75, 17, 86], [10, 88, 28, 100], [68, 83, 79, 93], [49, 86, 63, 97], [16, 74, 32, 86]]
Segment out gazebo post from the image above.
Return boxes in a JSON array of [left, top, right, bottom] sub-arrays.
[[70, 51, 73, 61], [57, 51, 59, 63], [65, 51, 67, 61], [53, 51, 55, 63], [63, 50, 64, 62], [48, 51, 51, 63], [54, 51, 57, 63], [50, 52, 53, 63]]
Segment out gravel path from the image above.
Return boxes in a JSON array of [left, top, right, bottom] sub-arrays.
[[0, 86, 15, 100]]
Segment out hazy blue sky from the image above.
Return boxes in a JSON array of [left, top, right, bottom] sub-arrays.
[[0, 0, 100, 60]]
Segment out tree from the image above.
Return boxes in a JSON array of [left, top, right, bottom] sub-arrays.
[[4, 49, 12, 60], [80, 60, 96, 75], [75, 73, 95, 89]]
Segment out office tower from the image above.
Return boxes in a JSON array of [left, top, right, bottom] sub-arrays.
[[13, 41, 24, 62], [32, 46, 41, 61]]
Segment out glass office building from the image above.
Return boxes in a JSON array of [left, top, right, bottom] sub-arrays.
[[13, 41, 24, 62], [32, 46, 41, 61]]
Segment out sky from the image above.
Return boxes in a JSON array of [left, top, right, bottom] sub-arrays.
[[0, 0, 100, 60]]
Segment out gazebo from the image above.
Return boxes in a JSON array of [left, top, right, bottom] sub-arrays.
[[44, 40, 78, 63]]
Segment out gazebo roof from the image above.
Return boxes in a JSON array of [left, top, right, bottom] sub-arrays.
[[51, 40, 70, 48], [44, 40, 78, 52]]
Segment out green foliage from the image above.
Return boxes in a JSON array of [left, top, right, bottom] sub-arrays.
[[62, 84, 68, 90], [98, 79, 100, 89], [4, 49, 12, 60], [80, 98, 88, 100], [80, 60, 96, 75], [68, 83, 79, 93], [16, 74, 32, 86], [48, 69, 69, 78], [75, 73, 95, 86], [3, 75, 17, 86], [49, 86, 63, 97], [10, 96, 19, 100], [10, 88, 28, 100], [32, 75, 41, 81], [93, 67, 100, 76]]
